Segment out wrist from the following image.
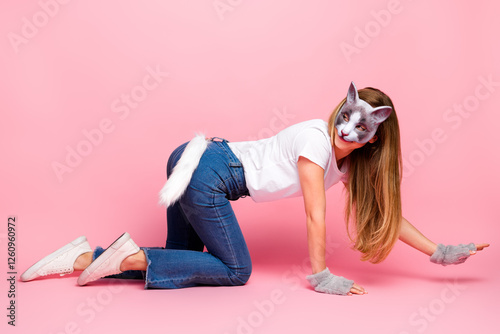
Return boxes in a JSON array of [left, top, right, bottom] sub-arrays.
[[306, 267, 330, 287], [311, 263, 327, 275], [427, 243, 438, 256]]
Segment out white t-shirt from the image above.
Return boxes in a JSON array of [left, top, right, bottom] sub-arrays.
[[227, 119, 350, 203]]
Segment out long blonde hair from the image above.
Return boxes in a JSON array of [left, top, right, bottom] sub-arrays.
[[328, 87, 403, 263]]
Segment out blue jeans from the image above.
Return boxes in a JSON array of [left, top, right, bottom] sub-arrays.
[[92, 138, 252, 289]]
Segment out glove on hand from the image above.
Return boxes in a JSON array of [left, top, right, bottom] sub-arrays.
[[306, 267, 354, 295], [430, 243, 477, 266]]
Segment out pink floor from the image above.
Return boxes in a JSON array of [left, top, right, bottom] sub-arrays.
[[9, 197, 500, 334], [13, 244, 499, 334]]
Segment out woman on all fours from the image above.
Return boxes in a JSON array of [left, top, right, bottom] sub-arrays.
[[21, 82, 489, 295]]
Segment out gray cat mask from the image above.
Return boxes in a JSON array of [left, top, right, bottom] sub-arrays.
[[335, 82, 392, 144]]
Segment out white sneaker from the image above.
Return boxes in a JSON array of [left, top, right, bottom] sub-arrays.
[[21, 236, 92, 282], [77, 232, 140, 286]]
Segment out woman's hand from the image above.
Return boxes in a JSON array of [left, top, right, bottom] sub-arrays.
[[430, 242, 490, 266], [470, 243, 490, 255], [349, 282, 368, 296], [306, 267, 368, 296]]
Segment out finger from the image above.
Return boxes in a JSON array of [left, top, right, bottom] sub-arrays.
[[351, 284, 367, 295], [475, 243, 490, 251], [350, 288, 364, 295], [352, 283, 366, 293]]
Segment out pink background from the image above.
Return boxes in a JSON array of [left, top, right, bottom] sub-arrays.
[[2, 1, 499, 333]]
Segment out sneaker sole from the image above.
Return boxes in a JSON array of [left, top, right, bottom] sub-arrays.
[[77, 232, 134, 286], [21, 236, 88, 282]]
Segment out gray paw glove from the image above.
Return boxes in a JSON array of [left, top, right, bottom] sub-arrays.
[[430, 243, 477, 266], [306, 267, 354, 295]]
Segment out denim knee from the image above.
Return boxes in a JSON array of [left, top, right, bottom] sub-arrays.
[[233, 272, 251, 285], [230, 261, 252, 285]]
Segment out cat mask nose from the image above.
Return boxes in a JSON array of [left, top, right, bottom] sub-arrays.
[[334, 82, 392, 144]]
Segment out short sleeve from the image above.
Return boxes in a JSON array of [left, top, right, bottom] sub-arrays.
[[292, 127, 331, 170]]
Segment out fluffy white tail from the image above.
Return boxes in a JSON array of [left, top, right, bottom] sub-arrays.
[[158, 133, 208, 207]]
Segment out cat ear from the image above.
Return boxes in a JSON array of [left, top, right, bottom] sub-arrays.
[[346, 81, 359, 104], [370, 106, 392, 124]]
